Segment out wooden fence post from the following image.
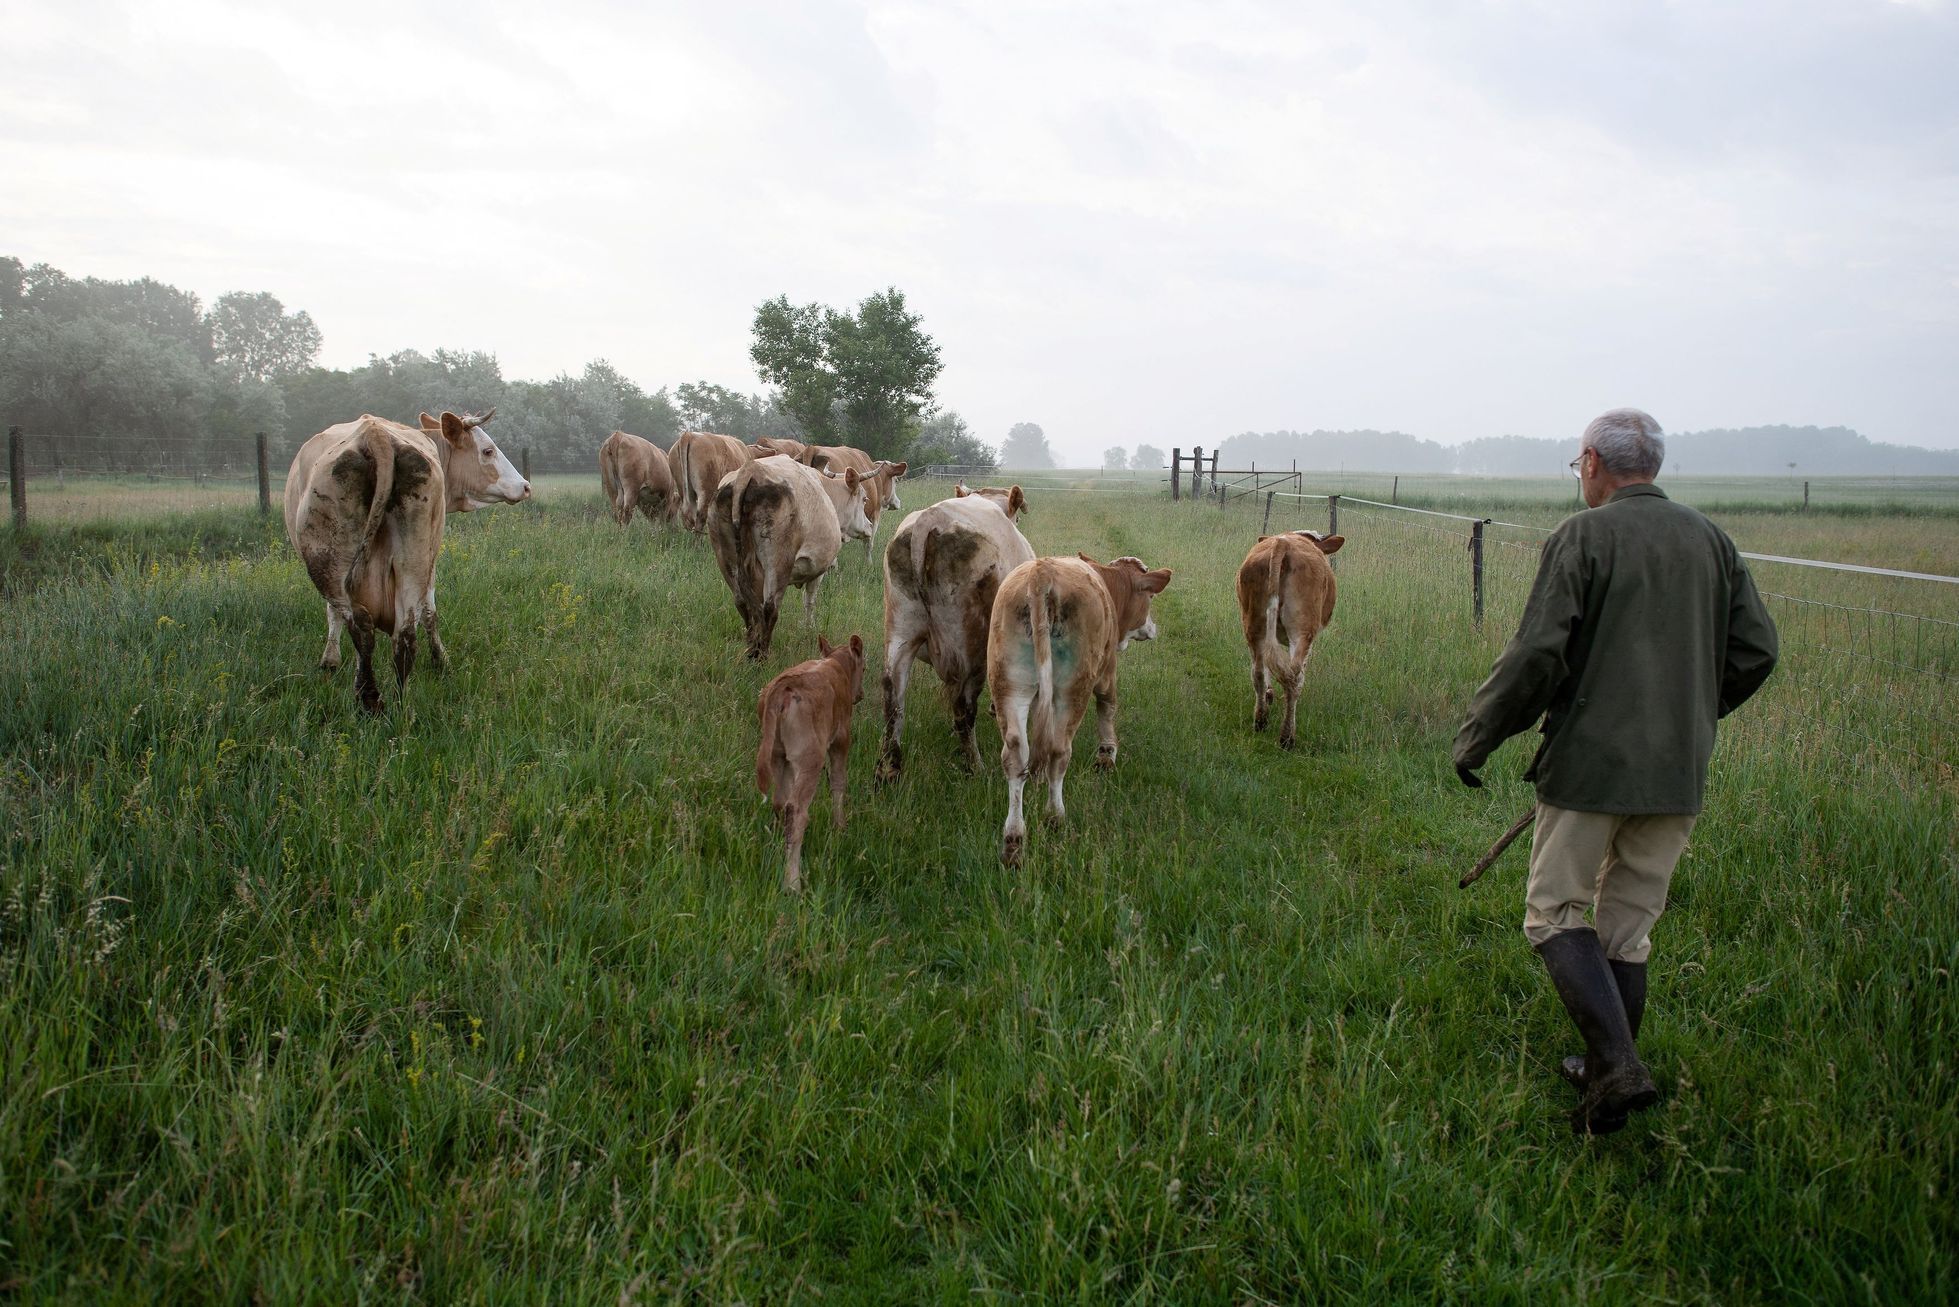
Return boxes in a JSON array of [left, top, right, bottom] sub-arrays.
[[256, 432, 271, 516], [1210, 450, 1220, 494], [1803, 480, 1810, 511], [1191, 447, 1203, 501], [1470, 519, 1486, 629], [1391, 475, 1398, 505], [1171, 448, 1181, 501], [1328, 493, 1339, 538], [8, 428, 24, 530]]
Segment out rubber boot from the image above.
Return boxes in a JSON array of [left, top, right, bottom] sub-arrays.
[[1560, 959, 1646, 1088], [1535, 929, 1658, 1134]]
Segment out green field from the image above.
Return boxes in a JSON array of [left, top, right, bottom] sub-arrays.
[[2, 481, 1955, 1301]]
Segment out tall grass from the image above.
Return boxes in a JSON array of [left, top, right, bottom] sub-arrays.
[[1, 484, 1953, 1301]]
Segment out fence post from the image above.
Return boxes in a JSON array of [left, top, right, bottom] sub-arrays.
[[1391, 475, 1398, 505], [1803, 480, 1810, 511], [1171, 448, 1181, 501], [1191, 447, 1203, 501], [1470, 519, 1486, 629], [256, 432, 270, 516], [1211, 450, 1220, 494], [1328, 493, 1339, 538], [522, 447, 532, 482], [1262, 490, 1275, 534], [8, 428, 23, 530]]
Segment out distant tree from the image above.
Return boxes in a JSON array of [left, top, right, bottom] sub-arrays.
[[911, 411, 998, 470], [1102, 445, 1129, 472], [751, 287, 943, 459], [0, 313, 210, 448], [207, 291, 321, 383], [999, 422, 1055, 469], [1132, 442, 1166, 471]]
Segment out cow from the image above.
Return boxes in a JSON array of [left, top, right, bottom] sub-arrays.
[[1235, 529, 1344, 749], [284, 409, 529, 713], [755, 634, 866, 893], [807, 444, 908, 560], [877, 483, 1031, 779], [670, 430, 753, 532], [598, 430, 677, 526], [754, 437, 814, 463], [987, 553, 1173, 865], [706, 455, 874, 660]]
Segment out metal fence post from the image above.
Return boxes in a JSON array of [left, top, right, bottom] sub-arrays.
[[8, 428, 24, 529], [1262, 490, 1275, 534], [1171, 448, 1181, 501], [1470, 519, 1486, 628], [256, 432, 271, 516]]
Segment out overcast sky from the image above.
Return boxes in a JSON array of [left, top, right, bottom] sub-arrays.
[[5, 0, 1955, 462]]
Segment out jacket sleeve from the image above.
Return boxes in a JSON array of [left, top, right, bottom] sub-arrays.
[[1453, 532, 1586, 771], [1719, 560, 1779, 718]]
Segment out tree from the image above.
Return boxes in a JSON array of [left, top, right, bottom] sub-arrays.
[[1102, 445, 1129, 472], [999, 422, 1055, 469], [208, 291, 322, 383], [750, 287, 944, 459], [1132, 443, 1166, 471], [911, 411, 998, 470]]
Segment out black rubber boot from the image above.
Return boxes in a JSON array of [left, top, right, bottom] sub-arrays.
[[1535, 930, 1658, 1134], [1560, 959, 1646, 1088]]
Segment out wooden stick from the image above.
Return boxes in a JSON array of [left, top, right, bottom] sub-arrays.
[[1459, 807, 1536, 889]]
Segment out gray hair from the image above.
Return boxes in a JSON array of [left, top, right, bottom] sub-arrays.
[[1582, 408, 1664, 478]]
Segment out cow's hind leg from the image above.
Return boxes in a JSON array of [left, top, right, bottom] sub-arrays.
[[319, 604, 348, 673], [1279, 645, 1310, 750], [998, 693, 1033, 866], [1251, 653, 1270, 732], [828, 727, 850, 830], [877, 627, 926, 782], [748, 598, 781, 662], [392, 589, 420, 692], [421, 585, 449, 672], [1092, 680, 1120, 771], [775, 752, 822, 894], [952, 667, 986, 773]]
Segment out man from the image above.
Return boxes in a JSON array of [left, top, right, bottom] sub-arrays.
[[1454, 408, 1779, 1135]]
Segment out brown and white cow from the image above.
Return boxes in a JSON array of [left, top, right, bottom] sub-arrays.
[[1235, 530, 1343, 748], [987, 553, 1172, 865], [754, 437, 814, 463], [284, 410, 529, 713], [807, 445, 908, 560], [755, 633, 866, 893], [670, 430, 752, 532], [706, 456, 874, 660], [598, 430, 677, 526], [877, 483, 1031, 779]]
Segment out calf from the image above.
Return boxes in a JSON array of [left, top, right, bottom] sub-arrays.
[[987, 553, 1172, 866], [756, 634, 866, 893], [598, 430, 676, 526], [284, 410, 529, 713], [878, 483, 1031, 779], [1235, 530, 1343, 748]]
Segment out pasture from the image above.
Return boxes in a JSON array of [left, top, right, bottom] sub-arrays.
[[2, 478, 1955, 1302]]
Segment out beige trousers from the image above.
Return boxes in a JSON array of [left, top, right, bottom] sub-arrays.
[[1523, 803, 1698, 963]]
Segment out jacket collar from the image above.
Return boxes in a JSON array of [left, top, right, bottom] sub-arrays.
[[1607, 482, 1668, 504]]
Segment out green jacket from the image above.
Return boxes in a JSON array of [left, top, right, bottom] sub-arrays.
[[1453, 484, 1779, 815]]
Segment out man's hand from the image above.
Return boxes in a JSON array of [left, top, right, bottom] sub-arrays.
[[1456, 763, 1484, 789]]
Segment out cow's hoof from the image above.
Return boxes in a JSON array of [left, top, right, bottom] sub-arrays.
[[358, 690, 384, 716], [1002, 833, 1024, 867], [875, 749, 901, 783], [1278, 732, 1296, 751], [1094, 747, 1116, 771], [1253, 712, 1268, 732]]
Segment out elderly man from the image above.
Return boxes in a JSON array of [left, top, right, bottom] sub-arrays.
[[1454, 408, 1779, 1135]]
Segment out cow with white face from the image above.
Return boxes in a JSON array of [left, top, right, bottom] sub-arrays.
[[284, 409, 529, 713], [808, 445, 907, 560], [987, 552, 1172, 866], [877, 482, 1031, 779]]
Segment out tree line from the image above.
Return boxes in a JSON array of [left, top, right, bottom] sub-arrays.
[[0, 258, 1004, 472]]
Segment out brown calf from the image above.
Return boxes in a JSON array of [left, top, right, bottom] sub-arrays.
[[1234, 530, 1343, 748], [755, 634, 866, 893], [598, 430, 676, 526], [987, 553, 1172, 865]]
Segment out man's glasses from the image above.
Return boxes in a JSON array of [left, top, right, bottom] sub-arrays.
[[1569, 450, 1590, 480]]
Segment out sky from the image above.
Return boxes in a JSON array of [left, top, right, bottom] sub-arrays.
[[3, 0, 1955, 464]]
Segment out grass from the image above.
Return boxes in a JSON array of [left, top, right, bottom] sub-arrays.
[[1, 480, 1955, 1302]]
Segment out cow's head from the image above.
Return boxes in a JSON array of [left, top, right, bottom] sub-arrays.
[[955, 482, 1028, 520], [1082, 552, 1174, 650], [822, 466, 876, 542], [1293, 529, 1345, 555], [421, 409, 529, 511], [817, 633, 866, 705], [873, 460, 906, 513]]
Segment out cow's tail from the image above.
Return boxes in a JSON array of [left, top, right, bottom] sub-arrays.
[[756, 686, 787, 795], [676, 439, 698, 527], [1262, 543, 1290, 656], [912, 525, 937, 594], [599, 441, 619, 504], [1027, 571, 1055, 738], [347, 418, 398, 585]]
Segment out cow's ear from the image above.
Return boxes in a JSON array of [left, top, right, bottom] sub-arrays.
[[438, 412, 469, 445], [1077, 551, 1102, 566], [419, 412, 440, 431], [1316, 534, 1346, 555], [844, 468, 861, 490], [849, 633, 864, 655], [954, 482, 970, 496], [1008, 486, 1026, 517], [818, 635, 834, 657], [1257, 534, 1270, 542], [1141, 567, 1173, 594], [888, 461, 907, 478]]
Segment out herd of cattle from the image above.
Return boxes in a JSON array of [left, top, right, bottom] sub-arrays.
[[286, 412, 1345, 885]]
